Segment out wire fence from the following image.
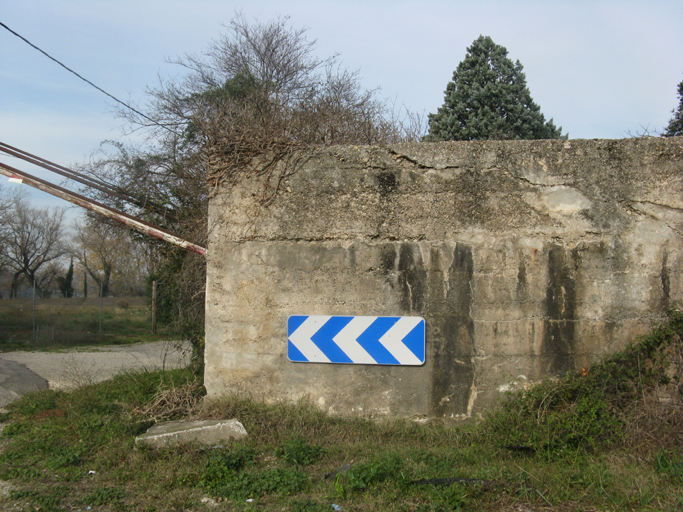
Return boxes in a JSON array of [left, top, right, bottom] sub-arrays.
[[0, 294, 171, 349]]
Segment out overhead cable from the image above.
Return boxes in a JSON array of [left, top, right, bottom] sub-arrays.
[[0, 20, 174, 133]]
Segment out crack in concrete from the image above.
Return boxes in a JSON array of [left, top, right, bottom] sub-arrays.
[[386, 148, 430, 169], [625, 199, 683, 214], [385, 148, 463, 172], [621, 200, 683, 238], [501, 169, 572, 189]]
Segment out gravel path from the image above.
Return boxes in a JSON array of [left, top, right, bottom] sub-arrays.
[[0, 341, 191, 406]]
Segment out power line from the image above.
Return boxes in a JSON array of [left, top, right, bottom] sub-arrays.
[[0, 20, 174, 133]]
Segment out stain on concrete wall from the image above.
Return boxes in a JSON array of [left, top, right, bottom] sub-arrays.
[[543, 244, 576, 376], [428, 243, 476, 418], [397, 243, 427, 314], [206, 137, 683, 420]]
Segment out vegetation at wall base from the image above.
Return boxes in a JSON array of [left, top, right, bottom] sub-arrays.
[[145, 246, 206, 372], [485, 308, 683, 457], [1, 311, 682, 511]]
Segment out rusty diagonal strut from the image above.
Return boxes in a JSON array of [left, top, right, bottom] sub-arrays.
[[0, 142, 180, 222], [0, 147, 206, 256]]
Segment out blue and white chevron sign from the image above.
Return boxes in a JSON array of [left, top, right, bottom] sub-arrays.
[[287, 315, 425, 365]]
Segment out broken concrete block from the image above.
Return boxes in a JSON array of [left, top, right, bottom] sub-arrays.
[[135, 419, 247, 448]]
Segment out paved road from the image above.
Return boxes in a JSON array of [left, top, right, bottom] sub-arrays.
[[0, 341, 191, 408], [0, 359, 48, 408]]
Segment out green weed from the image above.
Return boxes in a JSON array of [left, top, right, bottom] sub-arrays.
[[289, 498, 330, 511], [1, 420, 29, 437], [199, 443, 312, 501], [277, 438, 326, 466], [199, 445, 255, 489], [10, 388, 60, 415], [81, 486, 126, 506], [425, 482, 472, 512], [485, 377, 624, 455], [654, 451, 683, 483], [342, 452, 405, 491], [211, 467, 309, 500], [9, 485, 70, 512], [44, 446, 84, 469]]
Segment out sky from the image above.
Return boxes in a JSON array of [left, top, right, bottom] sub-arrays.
[[1, 0, 682, 217]]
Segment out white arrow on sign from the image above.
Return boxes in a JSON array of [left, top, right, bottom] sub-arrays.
[[287, 315, 331, 363]]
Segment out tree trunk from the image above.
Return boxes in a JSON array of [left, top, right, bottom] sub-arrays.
[[10, 272, 20, 299], [101, 266, 112, 297]]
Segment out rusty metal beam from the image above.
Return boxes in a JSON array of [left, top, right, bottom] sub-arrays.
[[0, 161, 206, 256], [0, 141, 180, 222]]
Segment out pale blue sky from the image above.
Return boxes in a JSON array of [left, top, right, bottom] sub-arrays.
[[1, 0, 682, 214]]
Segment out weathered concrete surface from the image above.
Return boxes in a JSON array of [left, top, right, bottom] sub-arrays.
[[205, 137, 683, 421], [135, 419, 247, 448]]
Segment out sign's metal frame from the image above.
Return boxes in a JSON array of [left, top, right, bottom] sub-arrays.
[[288, 315, 426, 366]]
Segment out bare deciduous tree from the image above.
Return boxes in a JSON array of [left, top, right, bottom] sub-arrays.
[[0, 185, 12, 294], [0, 185, 26, 274], [35, 259, 65, 298], [0, 185, 11, 268], [70, 219, 138, 298], [0, 196, 67, 298]]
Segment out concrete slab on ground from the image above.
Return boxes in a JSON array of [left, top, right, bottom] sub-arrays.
[[135, 419, 248, 448]]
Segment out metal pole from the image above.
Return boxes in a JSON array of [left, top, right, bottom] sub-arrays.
[[152, 281, 157, 335], [99, 283, 103, 335], [0, 141, 180, 221], [32, 278, 36, 341], [0, 161, 206, 256]]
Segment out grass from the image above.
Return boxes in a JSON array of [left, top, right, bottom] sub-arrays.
[[0, 297, 180, 350], [0, 313, 681, 511]]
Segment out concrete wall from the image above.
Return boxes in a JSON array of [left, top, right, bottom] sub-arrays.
[[205, 137, 683, 420]]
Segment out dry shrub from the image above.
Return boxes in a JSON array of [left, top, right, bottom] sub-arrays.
[[133, 378, 205, 422], [194, 394, 369, 446], [486, 310, 683, 456], [623, 332, 683, 454], [116, 299, 130, 309], [625, 399, 683, 454]]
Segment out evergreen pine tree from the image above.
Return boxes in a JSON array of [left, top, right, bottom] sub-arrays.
[[64, 257, 74, 298], [426, 35, 565, 141], [663, 78, 683, 137], [57, 257, 75, 298]]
